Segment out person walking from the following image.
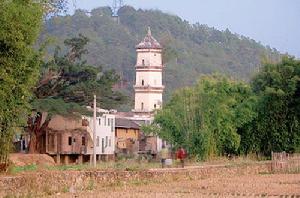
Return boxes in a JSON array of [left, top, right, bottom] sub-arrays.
[[176, 146, 186, 168], [160, 145, 168, 168]]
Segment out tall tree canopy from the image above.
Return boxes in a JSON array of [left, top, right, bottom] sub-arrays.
[[146, 75, 256, 160], [0, 0, 44, 164], [147, 57, 300, 159], [249, 57, 300, 155], [28, 34, 127, 153]]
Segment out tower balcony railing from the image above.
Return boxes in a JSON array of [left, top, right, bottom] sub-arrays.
[[134, 85, 165, 90], [135, 65, 164, 69]]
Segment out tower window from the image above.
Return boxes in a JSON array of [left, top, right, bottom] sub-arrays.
[[102, 138, 105, 153], [141, 103, 144, 110], [82, 136, 86, 146], [68, 136, 72, 146], [142, 59, 145, 66], [142, 80, 144, 86]]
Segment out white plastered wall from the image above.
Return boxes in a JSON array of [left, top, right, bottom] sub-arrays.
[[136, 71, 162, 87], [134, 92, 163, 112], [136, 51, 162, 66], [86, 114, 115, 155]]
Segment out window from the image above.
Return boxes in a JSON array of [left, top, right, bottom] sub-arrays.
[[99, 118, 101, 126], [154, 53, 156, 56], [109, 138, 111, 147], [142, 80, 144, 86], [154, 104, 157, 109], [142, 59, 145, 66], [102, 138, 105, 153], [96, 136, 100, 147], [141, 102, 144, 110], [104, 117, 106, 126], [68, 136, 72, 145], [111, 118, 114, 132], [105, 136, 108, 147], [108, 118, 110, 126], [82, 136, 86, 146]]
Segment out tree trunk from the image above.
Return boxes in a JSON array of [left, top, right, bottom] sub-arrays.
[[27, 113, 51, 154], [28, 133, 37, 154]]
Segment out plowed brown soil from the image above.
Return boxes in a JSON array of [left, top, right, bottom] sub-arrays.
[[57, 173, 300, 197]]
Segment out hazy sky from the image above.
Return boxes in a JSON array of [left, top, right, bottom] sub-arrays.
[[67, 0, 300, 58]]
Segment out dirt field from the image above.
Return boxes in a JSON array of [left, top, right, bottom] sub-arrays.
[[56, 173, 300, 198]]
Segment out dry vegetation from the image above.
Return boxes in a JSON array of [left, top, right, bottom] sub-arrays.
[[2, 155, 299, 197], [57, 173, 300, 197]]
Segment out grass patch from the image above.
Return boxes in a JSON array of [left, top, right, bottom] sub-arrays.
[[9, 164, 37, 174], [62, 185, 69, 193], [129, 179, 149, 186], [45, 160, 160, 172], [46, 164, 89, 171], [86, 179, 95, 191], [259, 171, 273, 175]]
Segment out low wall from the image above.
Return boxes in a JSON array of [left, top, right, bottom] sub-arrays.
[[0, 162, 272, 197]]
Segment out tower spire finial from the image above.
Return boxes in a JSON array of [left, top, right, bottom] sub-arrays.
[[147, 26, 151, 36]]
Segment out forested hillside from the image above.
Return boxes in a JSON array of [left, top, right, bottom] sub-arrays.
[[39, 6, 281, 105]]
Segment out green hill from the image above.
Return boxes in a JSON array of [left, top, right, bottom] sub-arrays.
[[39, 6, 281, 107]]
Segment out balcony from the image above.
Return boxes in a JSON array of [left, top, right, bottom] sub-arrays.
[[135, 65, 164, 71], [134, 85, 165, 91]]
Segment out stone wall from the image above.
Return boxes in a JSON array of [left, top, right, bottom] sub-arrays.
[[0, 162, 272, 197]]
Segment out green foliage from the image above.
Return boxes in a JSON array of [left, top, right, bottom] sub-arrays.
[[152, 58, 300, 158], [151, 74, 256, 159], [32, 98, 88, 117], [250, 57, 300, 155], [0, 0, 43, 163], [35, 34, 127, 114], [39, 6, 282, 108], [9, 164, 38, 174]]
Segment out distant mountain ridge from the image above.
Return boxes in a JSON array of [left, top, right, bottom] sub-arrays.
[[39, 6, 281, 105]]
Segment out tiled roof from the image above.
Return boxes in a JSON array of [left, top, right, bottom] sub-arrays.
[[136, 27, 162, 50], [113, 111, 135, 118], [115, 118, 140, 129]]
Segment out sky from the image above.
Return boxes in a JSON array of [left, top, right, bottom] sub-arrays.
[[66, 0, 300, 58]]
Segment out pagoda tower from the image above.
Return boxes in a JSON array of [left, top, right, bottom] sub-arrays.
[[133, 27, 164, 113]]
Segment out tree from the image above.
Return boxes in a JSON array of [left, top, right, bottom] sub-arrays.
[[147, 74, 256, 160], [251, 57, 300, 155], [27, 34, 127, 153], [0, 0, 44, 165]]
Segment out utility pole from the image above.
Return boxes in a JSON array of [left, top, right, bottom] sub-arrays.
[[93, 95, 97, 167]]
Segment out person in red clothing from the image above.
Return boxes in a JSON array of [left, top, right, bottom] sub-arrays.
[[176, 146, 186, 168]]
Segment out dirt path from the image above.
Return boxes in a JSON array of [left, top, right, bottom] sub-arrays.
[[56, 173, 300, 197]]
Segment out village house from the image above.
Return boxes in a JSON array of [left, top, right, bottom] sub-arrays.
[[45, 115, 93, 164], [115, 118, 140, 155], [84, 112, 115, 161], [45, 110, 116, 164]]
